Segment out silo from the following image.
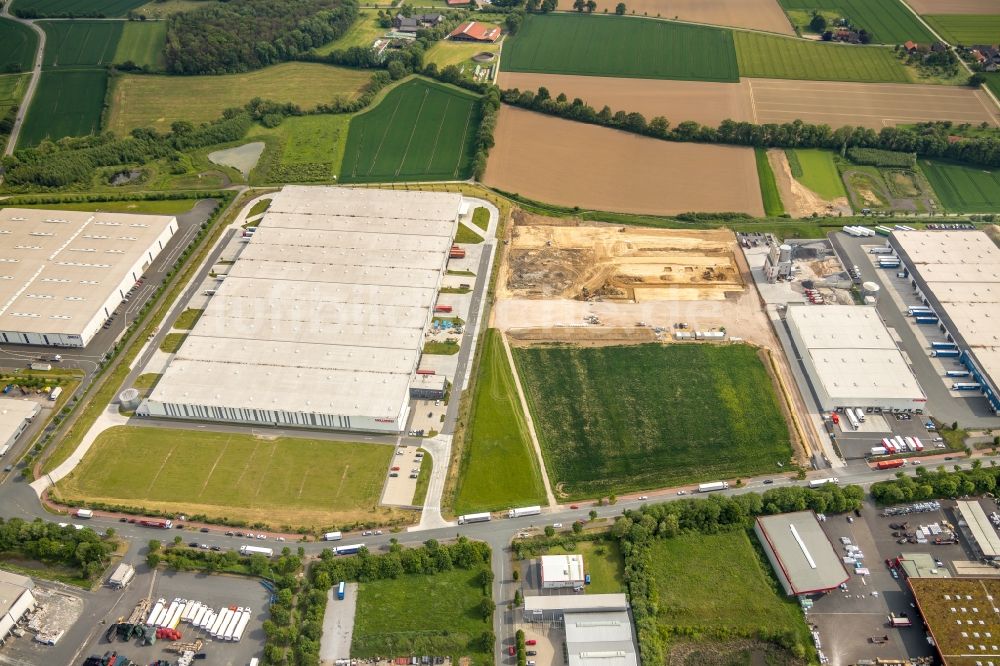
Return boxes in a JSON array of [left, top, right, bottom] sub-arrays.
[[779, 244, 792, 263], [119, 388, 140, 410]]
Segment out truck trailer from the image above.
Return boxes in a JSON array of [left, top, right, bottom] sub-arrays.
[[138, 519, 172, 529], [952, 383, 982, 391], [232, 610, 251, 642], [458, 512, 492, 524], [946, 370, 970, 377], [323, 531, 343, 541], [239, 545, 273, 557], [698, 481, 729, 493], [932, 342, 957, 350], [508, 506, 541, 519], [809, 478, 839, 488], [915, 316, 939, 324], [876, 459, 905, 470], [75, 509, 93, 519], [932, 350, 960, 358], [334, 543, 365, 556]]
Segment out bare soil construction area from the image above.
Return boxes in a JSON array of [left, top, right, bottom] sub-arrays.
[[748, 78, 1000, 128], [767, 149, 851, 217], [905, 0, 1000, 13], [483, 106, 764, 216], [497, 73, 753, 126], [590, 0, 794, 34]]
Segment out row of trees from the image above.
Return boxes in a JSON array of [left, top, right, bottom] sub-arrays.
[[871, 460, 1000, 505], [0, 517, 116, 581], [500, 85, 1000, 168]]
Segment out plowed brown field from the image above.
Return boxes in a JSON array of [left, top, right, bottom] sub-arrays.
[[483, 106, 764, 216], [905, 0, 1000, 13], [497, 73, 753, 126], [591, 0, 794, 33]]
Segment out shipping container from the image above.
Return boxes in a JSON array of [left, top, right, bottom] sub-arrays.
[[508, 505, 542, 519], [877, 459, 906, 470], [323, 531, 343, 541], [337, 581, 346, 600], [698, 481, 729, 493], [458, 512, 492, 524], [946, 370, 970, 377], [931, 350, 960, 358], [239, 545, 273, 557], [232, 610, 251, 642], [75, 509, 93, 519], [334, 543, 365, 555], [809, 478, 839, 488]]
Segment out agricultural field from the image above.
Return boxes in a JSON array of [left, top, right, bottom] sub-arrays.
[[55, 426, 396, 526], [0, 18, 38, 72], [249, 114, 350, 182], [113, 21, 167, 69], [12, 0, 147, 16], [919, 159, 1000, 212], [590, 0, 794, 34], [777, 0, 935, 43], [40, 20, 122, 68], [924, 15, 1000, 44], [18, 68, 107, 145], [340, 78, 481, 183], [512, 343, 793, 499], [484, 107, 764, 216], [453, 329, 547, 514], [502, 13, 739, 82], [105, 62, 371, 133], [906, 0, 1000, 13], [755, 148, 785, 216], [0, 74, 28, 119], [352, 566, 492, 665], [735, 32, 909, 82], [649, 531, 810, 657], [788, 149, 847, 200]]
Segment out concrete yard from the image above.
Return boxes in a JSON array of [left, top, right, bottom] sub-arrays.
[[319, 582, 357, 665]]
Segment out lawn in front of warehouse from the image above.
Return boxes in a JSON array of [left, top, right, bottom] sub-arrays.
[[54, 426, 397, 527], [545, 539, 625, 594]]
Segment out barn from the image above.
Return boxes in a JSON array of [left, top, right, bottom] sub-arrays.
[[448, 21, 502, 43]]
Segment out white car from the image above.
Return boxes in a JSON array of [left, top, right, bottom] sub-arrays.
[[552, 523, 563, 529], [257, 534, 267, 540], [276, 536, 286, 542], [362, 530, 373, 536], [638, 495, 648, 500], [676, 490, 687, 496]]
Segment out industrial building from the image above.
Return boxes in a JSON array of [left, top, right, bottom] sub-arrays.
[[889, 230, 1000, 413], [0, 399, 40, 454], [955, 500, 1000, 560], [897, 552, 950, 579], [140, 186, 463, 433], [0, 570, 35, 645], [910, 577, 1000, 666], [785, 304, 926, 412], [754, 511, 849, 596], [764, 241, 793, 282], [540, 554, 585, 589], [0, 208, 177, 347], [523, 594, 638, 666]]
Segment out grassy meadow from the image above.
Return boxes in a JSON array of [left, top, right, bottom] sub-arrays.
[[114, 21, 167, 69], [735, 32, 909, 82], [789, 148, 847, 199], [920, 159, 1000, 212]]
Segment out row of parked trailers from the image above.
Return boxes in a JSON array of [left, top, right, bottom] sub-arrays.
[[842, 407, 866, 431], [871, 436, 925, 457], [145, 597, 251, 642]]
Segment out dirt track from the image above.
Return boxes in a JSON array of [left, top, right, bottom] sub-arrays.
[[498, 73, 754, 126], [591, 0, 794, 34], [904, 0, 1000, 13], [483, 106, 764, 217]]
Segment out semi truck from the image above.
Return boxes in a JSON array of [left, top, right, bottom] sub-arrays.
[[845, 409, 860, 430], [876, 459, 905, 470], [908, 306, 933, 315], [337, 581, 346, 600], [870, 446, 888, 456], [915, 316, 939, 324], [449, 246, 466, 259], [698, 481, 728, 493], [48, 386, 62, 401], [932, 342, 957, 350], [75, 509, 93, 519], [809, 478, 839, 488], [508, 506, 541, 519], [323, 531, 343, 541], [952, 383, 982, 391], [931, 350, 960, 358], [334, 543, 365, 556], [239, 545, 273, 557], [852, 408, 866, 423], [946, 370, 970, 377], [458, 512, 492, 524], [138, 519, 172, 529]]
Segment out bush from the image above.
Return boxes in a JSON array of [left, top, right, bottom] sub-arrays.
[[847, 147, 916, 168]]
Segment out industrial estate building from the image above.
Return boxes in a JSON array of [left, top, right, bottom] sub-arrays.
[[889, 230, 1000, 413], [140, 186, 464, 433], [754, 511, 849, 596], [523, 594, 638, 666], [0, 570, 35, 645], [785, 304, 926, 412], [0, 208, 177, 347], [539, 554, 585, 589], [0, 399, 40, 454], [910, 577, 1000, 666], [955, 500, 1000, 560]]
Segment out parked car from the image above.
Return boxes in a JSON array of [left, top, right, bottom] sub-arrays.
[[763, 479, 774, 485], [200, 527, 210, 533], [525, 640, 537, 646], [508, 647, 515, 657]]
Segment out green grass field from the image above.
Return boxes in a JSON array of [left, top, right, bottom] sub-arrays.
[[513, 344, 792, 499], [735, 32, 909, 82], [8, 198, 202, 213], [106, 63, 371, 133], [920, 159, 1000, 212], [340, 78, 481, 183], [412, 449, 432, 506], [924, 15, 1000, 45], [792, 149, 847, 199], [0, 74, 28, 119], [12, 0, 146, 16], [248, 113, 352, 182], [545, 540, 625, 594], [455, 223, 483, 244], [132, 373, 161, 390], [0, 18, 38, 72], [777, 0, 935, 43], [649, 531, 810, 646], [114, 21, 166, 69], [755, 148, 785, 217], [40, 20, 122, 68], [56, 426, 394, 525], [425, 40, 501, 71], [454, 330, 547, 514], [352, 567, 492, 665], [315, 10, 385, 54], [19, 68, 107, 145], [502, 13, 738, 82]]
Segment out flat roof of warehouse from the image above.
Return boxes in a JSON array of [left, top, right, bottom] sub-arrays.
[[268, 185, 463, 222], [810, 348, 924, 399], [930, 283, 1000, 304], [956, 500, 1000, 558], [227, 260, 443, 289], [910, 577, 1000, 666], [0, 208, 175, 336], [0, 399, 39, 441], [564, 611, 638, 666], [786, 305, 897, 350], [217, 276, 435, 308], [524, 594, 629, 612], [892, 231, 1000, 267], [913, 263, 1000, 285], [755, 511, 849, 595]]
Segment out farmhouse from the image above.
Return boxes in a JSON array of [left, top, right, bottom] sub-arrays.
[[889, 230, 1000, 413], [140, 186, 463, 433], [0, 399, 40, 454], [910, 577, 1000, 666], [392, 13, 442, 33], [0, 208, 177, 347], [540, 554, 585, 589], [754, 511, 850, 596], [0, 570, 35, 646], [448, 21, 501, 43]]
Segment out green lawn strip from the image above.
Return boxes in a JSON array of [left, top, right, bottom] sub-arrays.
[[924, 15, 1000, 46], [755, 148, 785, 217], [792, 148, 847, 199], [159, 332, 187, 353], [0, 18, 39, 72], [114, 21, 167, 70], [172, 308, 203, 330], [454, 330, 547, 514], [19, 68, 107, 146], [471, 206, 489, 230], [40, 20, 123, 68], [776, 0, 935, 44], [423, 340, 460, 355], [513, 344, 792, 500], [455, 223, 483, 244], [133, 373, 162, 390], [919, 158, 1000, 213], [412, 449, 433, 506], [734, 31, 909, 83], [247, 198, 271, 218], [545, 540, 625, 594], [4, 198, 201, 214]]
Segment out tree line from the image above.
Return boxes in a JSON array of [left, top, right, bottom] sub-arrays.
[[500, 85, 1000, 168], [871, 460, 1000, 505], [0, 517, 116, 582]]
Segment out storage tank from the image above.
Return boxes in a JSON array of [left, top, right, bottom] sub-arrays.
[[861, 282, 880, 302], [778, 244, 792, 263], [119, 388, 140, 410]]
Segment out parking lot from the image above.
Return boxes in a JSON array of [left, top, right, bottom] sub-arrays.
[[832, 407, 945, 461], [519, 624, 564, 666], [382, 445, 425, 507]]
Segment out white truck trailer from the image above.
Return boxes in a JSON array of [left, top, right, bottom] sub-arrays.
[[240, 545, 273, 557], [458, 512, 492, 524], [323, 531, 343, 541], [698, 481, 729, 493], [508, 506, 542, 519], [232, 610, 251, 642], [809, 478, 839, 488]]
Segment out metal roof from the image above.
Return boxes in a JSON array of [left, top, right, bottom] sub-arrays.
[[524, 594, 629, 612], [754, 511, 849, 595], [0, 399, 39, 443], [564, 611, 638, 666], [956, 500, 1000, 558], [541, 554, 585, 584]]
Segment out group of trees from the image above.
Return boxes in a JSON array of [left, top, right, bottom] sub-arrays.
[[164, 0, 358, 74], [0, 517, 115, 581], [871, 460, 1000, 505]]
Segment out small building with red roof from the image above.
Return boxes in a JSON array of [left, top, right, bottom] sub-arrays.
[[447, 21, 501, 43]]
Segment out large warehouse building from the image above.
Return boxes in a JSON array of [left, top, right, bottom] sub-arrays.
[[0, 208, 177, 347], [140, 186, 463, 433], [0, 570, 35, 646], [0, 399, 40, 454], [785, 304, 926, 412], [889, 230, 1000, 413], [910, 577, 1000, 666], [754, 511, 849, 596]]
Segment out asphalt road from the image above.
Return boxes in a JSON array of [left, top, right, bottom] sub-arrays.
[[0, 3, 44, 159]]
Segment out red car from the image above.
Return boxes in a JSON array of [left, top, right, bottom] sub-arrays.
[[508, 647, 516, 656], [569, 505, 579, 510], [390, 466, 400, 471], [525, 640, 537, 646]]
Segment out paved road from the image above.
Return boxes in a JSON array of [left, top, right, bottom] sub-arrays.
[[0, 3, 45, 157]]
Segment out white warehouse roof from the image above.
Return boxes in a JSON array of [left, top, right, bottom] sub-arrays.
[[541, 554, 585, 584], [0, 398, 40, 448], [524, 595, 629, 613], [956, 500, 1000, 558], [565, 611, 639, 666]]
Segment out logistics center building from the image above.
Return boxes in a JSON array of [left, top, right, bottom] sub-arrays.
[[0, 208, 177, 347], [140, 186, 463, 433], [754, 511, 850, 596], [889, 230, 1000, 413], [785, 304, 925, 412]]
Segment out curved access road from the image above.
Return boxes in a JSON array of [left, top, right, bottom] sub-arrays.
[[1, 2, 45, 156]]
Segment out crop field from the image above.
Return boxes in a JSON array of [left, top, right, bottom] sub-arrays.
[[105, 62, 371, 133], [453, 330, 547, 514], [919, 159, 1000, 212], [777, 0, 935, 43], [755, 148, 785, 216], [12, 0, 147, 16], [41, 20, 122, 68], [250, 114, 350, 182], [512, 343, 792, 499], [0, 74, 28, 117], [502, 14, 739, 82], [906, 0, 999, 12], [925, 15, 1000, 44], [113, 21, 166, 69], [55, 426, 395, 525], [591, 0, 794, 34], [18, 68, 106, 145], [735, 32, 909, 82], [339, 78, 481, 183], [0, 18, 38, 72], [790, 149, 847, 199], [352, 567, 492, 665]]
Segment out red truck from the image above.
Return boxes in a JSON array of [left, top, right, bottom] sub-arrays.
[[138, 519, 173, 529], [434, 305, 453, 313], [449, 246, 466, 259], [415, 369, 436, 376], [876, 459, 905, 470]]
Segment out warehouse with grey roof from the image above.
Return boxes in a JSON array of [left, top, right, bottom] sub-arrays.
[[140, 186, 463, 433], [754, 511, 849, 596]]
